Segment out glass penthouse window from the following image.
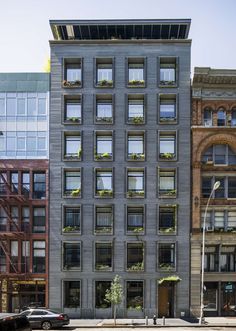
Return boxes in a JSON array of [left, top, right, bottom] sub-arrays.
[[65, 97, 81, 123], [128, 58, 145, 86]]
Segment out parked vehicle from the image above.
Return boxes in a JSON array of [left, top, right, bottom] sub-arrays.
[[20, 308, 69, 330], [0, 313, 31, 331]]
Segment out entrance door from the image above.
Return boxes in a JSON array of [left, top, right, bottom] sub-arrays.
[[158, 284, 174, 317]]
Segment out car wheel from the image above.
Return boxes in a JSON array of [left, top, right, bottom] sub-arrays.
[[41, 320, 52, 330]]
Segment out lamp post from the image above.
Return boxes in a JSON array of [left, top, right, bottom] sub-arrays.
[[199, 180, 220, 324]]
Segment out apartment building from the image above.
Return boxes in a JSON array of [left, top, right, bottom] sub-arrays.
[[191, 67, 236, 317], [0, 73, 49, 312], [49, 19, 191, 318]]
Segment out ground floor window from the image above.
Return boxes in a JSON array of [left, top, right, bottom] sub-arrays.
[[221, 282, 236, 316], [95, 281, 111, 308], [64, 281, 80, 308], [126, 281, 143, 310]]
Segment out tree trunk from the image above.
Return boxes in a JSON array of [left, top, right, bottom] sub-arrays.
[[114, 304, 116, 325]]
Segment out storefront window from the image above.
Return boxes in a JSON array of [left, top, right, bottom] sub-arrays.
[[203, 282, 217, 311], [221, 282, 236, 316]]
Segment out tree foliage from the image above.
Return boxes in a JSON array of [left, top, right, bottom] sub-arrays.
[[105, 275, 123, 325]]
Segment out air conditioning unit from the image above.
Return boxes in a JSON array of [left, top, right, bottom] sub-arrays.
[[206, 226, 214, 232]]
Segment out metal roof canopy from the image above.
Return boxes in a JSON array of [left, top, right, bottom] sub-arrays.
[[50, 19, 191, 41]]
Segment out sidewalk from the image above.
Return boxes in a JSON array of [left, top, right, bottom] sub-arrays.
[[69, 317, 236, 327]]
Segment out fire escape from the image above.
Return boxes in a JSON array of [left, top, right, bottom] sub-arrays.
[[0, 172, 30, 279]]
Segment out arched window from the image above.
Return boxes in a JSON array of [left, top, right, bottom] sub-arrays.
[[202, 144, 236, 165], [217, 108, 226, 126], [203, 107, 212, 126], [231, 107, 236, 126]]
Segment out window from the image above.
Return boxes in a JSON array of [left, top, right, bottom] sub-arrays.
[[63, 60, 82, 87], [95, 133, 113, 160], [126, 281, 143, 309], [127, 243, 144, 271], [33, 207, 46, 233], [127, 95, 144, 124], [95, 169, 113, 197], [0, 173, 6, 196], [220, 246, 236, 272], [127, 169, 144, 197], [159, 243, 175, 270], [64, 281, 80, 308], [159, 206, 176, 233], [201, 209, 236, 231], [33, 241, 46, 273], [38, 98, 46, 116], [128, 59, 145, 86], [10, 241, 18, 273], [63, 242, 81, 270], [127, 206, 144, 233], [11, 172, 18, 193], [65, 98, 81, 123], [64, 135, 81, 159], [231, 108, 236, 126], [203, 108, 212, 126], [95, 206, 113, 234], [204, 283, 218, 311], [217, 108, 226, 126], [64, 171, 81, 197], [159, 169, 176, 197], [228, 211, 236, 229], [22, 207, 30, 232], [96, 95, 113, 123], [214, 211, 224, 229], [21, 241, 30, 273], [201, 144, 236, 165], [33, 172, 46, 199], [95, 242, 112, 271], [127, 133, 144, 160], [204, 246, 218, 272], [201, 176, 236, 199], [0, 208, 7, 232], [159, 133, 176, 160], [159, 95, 176, 122], [95, 281, 111, 308], [160, 58, 176, 86], [63, 207, 81, 233], [0, 246, 6, 272], [96, 59, 113, 87], [10, 206, 19, 231]]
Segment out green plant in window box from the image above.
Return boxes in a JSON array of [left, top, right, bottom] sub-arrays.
[[96, 116, 113, 123], [97, 79, 113, 87], [130, 153, 145, 160], [67, 117, 80, 123], [132, 227, 144, 234], [96, 264, 111, 271], [131, 116, 144, 124], [95, 153, 112, 160], [159, 153, 175, 159], [63, 80, 81, 88], [160, 80, 175, 86], [63, 226, 80, 233], [128, 79, 145, 86], [71, 188, 81, 197], [95, 227, 112, 234], [127, 190, 144, 197], [77, 149, 82, 159], [160, 117, 176, 122], [163, 189, 176, 196], [127, 262, 144, 271], [159, 263, 174, 271], [159, 227, 175, 234], [98, 190, 113, 197]]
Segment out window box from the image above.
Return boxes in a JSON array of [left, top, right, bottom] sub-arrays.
[[62, 80, 82, 88], [97, 190, 113, 197], [95, 153, 112, 161], [130, 116, 144, 124], [159, 227, 176, 234], [128, 153, 145, 161], [70, 189, 81, 197], [159, 117, 176, 123], [128, 80, 145, 87], [127, 190, 144, 198], [159, 153, 175, 160], [159, 80, 176, 87], [95, 227, 112, 234], [160, 189, 176, 197], [95, 264, 112, 271], [96, 116, 113, 123], [64, 149, 82, 160], [159, 263, 175, 271], [96, 80, 113, 87], [62, 226, 80, 233], [127, 261, 144, 271], [65, 117, 81, 123]]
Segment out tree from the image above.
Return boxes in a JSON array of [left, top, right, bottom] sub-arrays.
[[105, 275, 123, 325]]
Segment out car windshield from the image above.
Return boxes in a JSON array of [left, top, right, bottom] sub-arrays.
[[20, 310, 31, 316]]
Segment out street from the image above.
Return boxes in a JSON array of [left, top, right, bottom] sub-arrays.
[[33, 328, 235, 331]]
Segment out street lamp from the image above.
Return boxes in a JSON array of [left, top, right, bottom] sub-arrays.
[[199, 180, 220, 324]]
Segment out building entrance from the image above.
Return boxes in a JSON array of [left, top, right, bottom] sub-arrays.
[[158, 283, 174, 317]]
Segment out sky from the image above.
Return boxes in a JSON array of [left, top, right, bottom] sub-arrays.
[[0, 0, 235, 75]]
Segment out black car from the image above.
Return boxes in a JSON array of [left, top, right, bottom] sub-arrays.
[[20, 308, 69, 330], [0, 313, 31, 331]]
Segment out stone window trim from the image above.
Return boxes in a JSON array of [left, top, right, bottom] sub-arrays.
[[126, 93, 146, 125], [62, 58, 83, 88], [94, 204, 114, 235], [61, 204, 82, 235], [158, 130, 178, 161], [126, 57, 147, 88], [158, 93, 178, 124], [126, 130, 146, 162], [94, 94, 114, 125], [94, 57, 114, 88], [62, 94, 82, 125], [62, 241, 82, 271], [94, 241, 113, 272]]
